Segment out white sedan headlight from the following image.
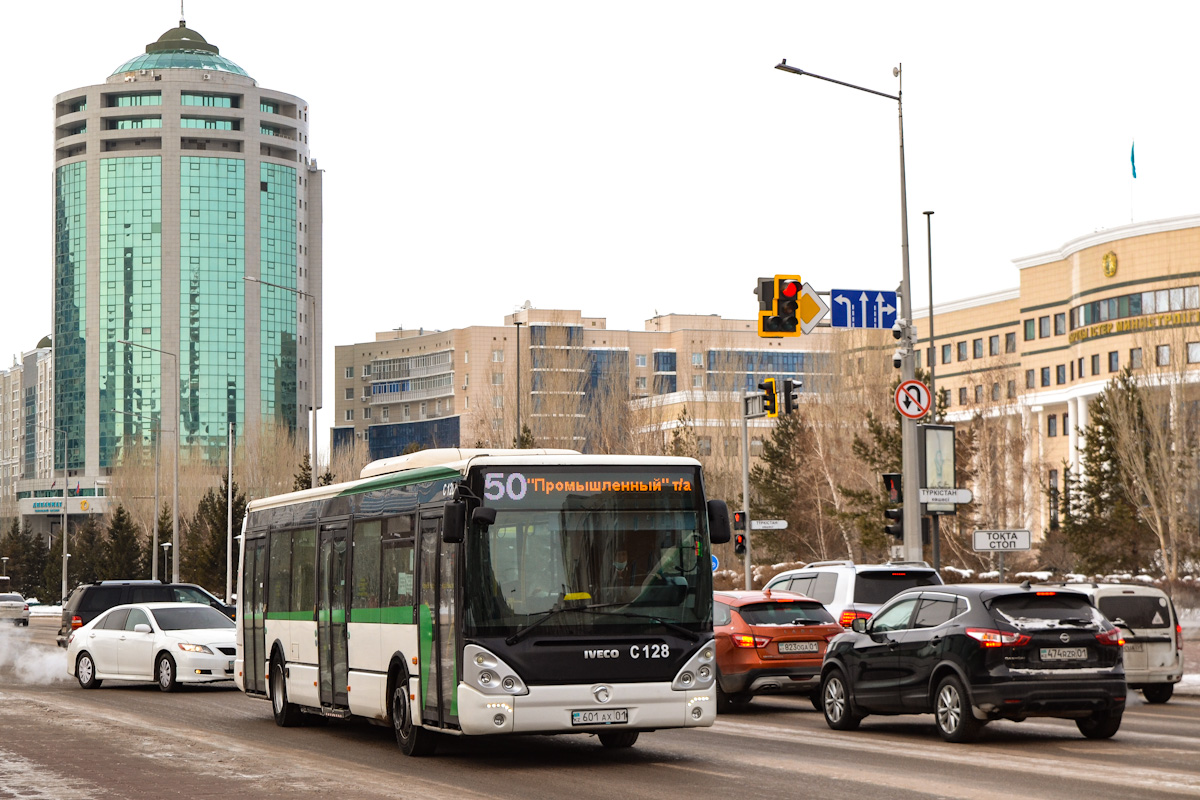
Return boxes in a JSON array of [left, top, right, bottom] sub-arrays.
[[176, 643, 214, 654]]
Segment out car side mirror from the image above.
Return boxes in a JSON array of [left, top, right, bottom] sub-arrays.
[[133, 624, 152, 634], [851, 618, 868, 633], [707, 499, 731, 544]]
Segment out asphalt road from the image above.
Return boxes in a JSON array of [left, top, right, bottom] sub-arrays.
[[2, 618, 1198, 800]]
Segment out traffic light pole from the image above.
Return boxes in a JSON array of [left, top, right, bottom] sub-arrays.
[[740, 395, 753, 589]]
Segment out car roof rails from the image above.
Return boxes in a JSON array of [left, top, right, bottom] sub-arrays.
[[97, 579, 164, 585], [800, 560, 855, 569]]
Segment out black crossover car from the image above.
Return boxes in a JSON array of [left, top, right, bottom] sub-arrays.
[[819, 583, 1126, 742], [56, 580, 234, 647]]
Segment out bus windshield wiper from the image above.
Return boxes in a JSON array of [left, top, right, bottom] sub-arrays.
[[505, 601, 628, 645], [505, 603, 699, 644]]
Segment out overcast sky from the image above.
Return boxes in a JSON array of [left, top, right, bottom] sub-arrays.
[[5, 1, 1198, 451]]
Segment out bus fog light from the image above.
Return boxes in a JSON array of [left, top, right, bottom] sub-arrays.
[[493, 713, 506, 727], [479, 670, 495, 687], [691, 706, 703, 720], [502, 676, 516, 691], [679, 671, 694, 687]]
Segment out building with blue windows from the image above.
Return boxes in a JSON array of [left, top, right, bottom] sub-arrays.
[[46, 19, 322, 528]]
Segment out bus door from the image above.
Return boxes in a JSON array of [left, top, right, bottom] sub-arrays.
[[418, 513, 459, 728], [318, 522, 350, 708], [243, 534, 268, 694]]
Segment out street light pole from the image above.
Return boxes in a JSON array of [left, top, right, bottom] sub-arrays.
[[924, 210, 940, 570], [118, 340, 180, 582], [775, 59, 922, 562], [244, 276, 318, 489], [514, 320, 523, 446]]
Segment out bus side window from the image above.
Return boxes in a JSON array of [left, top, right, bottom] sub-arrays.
[[291, 528, 316, 614], [269, 530, 292, 614], [352, 520, 381, 615], [382, 540, 415, 619]]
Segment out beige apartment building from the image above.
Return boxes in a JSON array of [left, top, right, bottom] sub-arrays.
[[332, 306, 833, 461], [914, 214, 1200, 538]]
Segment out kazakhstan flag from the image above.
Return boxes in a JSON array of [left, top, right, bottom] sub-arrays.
[[1131, 141, 1137, 179]]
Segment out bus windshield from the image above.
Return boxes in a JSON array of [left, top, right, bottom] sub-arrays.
[[463, 465, 712, 637]]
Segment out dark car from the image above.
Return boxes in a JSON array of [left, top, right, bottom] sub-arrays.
[[56, 580, 233, 648], [819, 583, 1126, 742]]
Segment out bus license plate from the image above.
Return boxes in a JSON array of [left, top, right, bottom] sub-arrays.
[[1040, 647, 1087, 661], [227, 660, 235, 671], [778, 641, 819, 654], [572, 708, 628, 726]]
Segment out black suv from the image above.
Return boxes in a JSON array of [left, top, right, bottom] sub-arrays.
[[819, 583, 1126, 742], [56, 580, 233, 647]]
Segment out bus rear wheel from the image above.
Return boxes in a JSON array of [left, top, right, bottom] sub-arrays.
[[393, 683, 437, 756], [270, 657, 302, 727]]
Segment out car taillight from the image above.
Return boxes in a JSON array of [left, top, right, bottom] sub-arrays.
[[1095, 627, 1124, 646], [23, 604, 29, 611], [965, 628, 1031, 648], [730, 633, 770, 649], [71, 616, 83, 629], [839, 609, 871, 627], [1177, 624, 1184, 652]]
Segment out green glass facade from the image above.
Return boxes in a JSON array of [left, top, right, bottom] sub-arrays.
[[260, 163, 298, 431], [99, 156, 162, 467], [54, 162, 87, 472], [181, 157, 245, 453]]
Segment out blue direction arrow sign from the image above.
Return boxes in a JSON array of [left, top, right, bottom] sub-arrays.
[[830, 289, 898, 329]]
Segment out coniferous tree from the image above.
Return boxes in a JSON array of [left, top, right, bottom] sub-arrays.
[[20, 524, 49, 600], [1059, 375, 1157, 574], [183, 476, 248, 592], [104, 505, 143, 579], [747, 411, 829, 562], [70, 517, 105, 587]]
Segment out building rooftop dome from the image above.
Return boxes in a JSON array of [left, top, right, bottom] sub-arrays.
[[110, 20, 250, 78]]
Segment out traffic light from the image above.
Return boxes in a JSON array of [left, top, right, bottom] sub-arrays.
[[755, 274, 803, 337], [733, 532, 747, 555], [781, 378, 799, 415], [759, 377, 778, 417], [732, 511, 746, 531], [882, 472, 903, 540]]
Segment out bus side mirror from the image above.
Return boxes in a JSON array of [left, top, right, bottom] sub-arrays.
[[442, 500, 466, 543], [707, 499, 731, 544], [472, 507, 498, 531]]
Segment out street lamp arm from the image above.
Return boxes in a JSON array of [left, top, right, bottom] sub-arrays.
[[774, 60, 899, 101]]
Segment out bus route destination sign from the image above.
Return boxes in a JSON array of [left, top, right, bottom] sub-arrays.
[[481, 469, 698, 505]]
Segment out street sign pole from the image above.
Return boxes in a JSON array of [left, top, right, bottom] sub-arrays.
[[740, 394, 754, 590]]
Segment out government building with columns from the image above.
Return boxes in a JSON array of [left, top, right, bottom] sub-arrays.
[[914, 214, 1200, 539]]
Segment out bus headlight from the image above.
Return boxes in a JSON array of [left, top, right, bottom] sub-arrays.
[[672, 639, 716, 691], [464, 644, 529, 696]]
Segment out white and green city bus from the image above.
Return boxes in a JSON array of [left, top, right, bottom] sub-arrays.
[[235, 448, 730, 755]]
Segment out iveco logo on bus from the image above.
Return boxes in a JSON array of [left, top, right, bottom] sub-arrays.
[[583, 649, 620, 659]]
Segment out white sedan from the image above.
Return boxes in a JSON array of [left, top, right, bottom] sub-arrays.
[[0, 593, 31, 626], [67, 602, 236, 691]]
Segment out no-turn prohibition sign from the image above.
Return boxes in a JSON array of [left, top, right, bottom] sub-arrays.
[[894, 379, 931, 420]]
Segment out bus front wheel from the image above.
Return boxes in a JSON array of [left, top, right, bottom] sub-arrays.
[[392, 683, 437, 756]]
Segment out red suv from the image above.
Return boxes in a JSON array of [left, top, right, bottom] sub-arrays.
[[714, 589, 843, 712]]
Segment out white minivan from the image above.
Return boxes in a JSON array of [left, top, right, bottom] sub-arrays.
[[1066, 583, 1184, 703]]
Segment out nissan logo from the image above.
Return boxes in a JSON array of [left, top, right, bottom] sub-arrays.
[[592, 685, 612, 704], [1059, 632, 1071, 644]]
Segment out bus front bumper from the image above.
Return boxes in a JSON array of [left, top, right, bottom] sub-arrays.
[[457, 682, 715, 736]]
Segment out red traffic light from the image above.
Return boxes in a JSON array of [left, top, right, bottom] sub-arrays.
[[733, 511, 746, 530], [780, 280, 799, 298]]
